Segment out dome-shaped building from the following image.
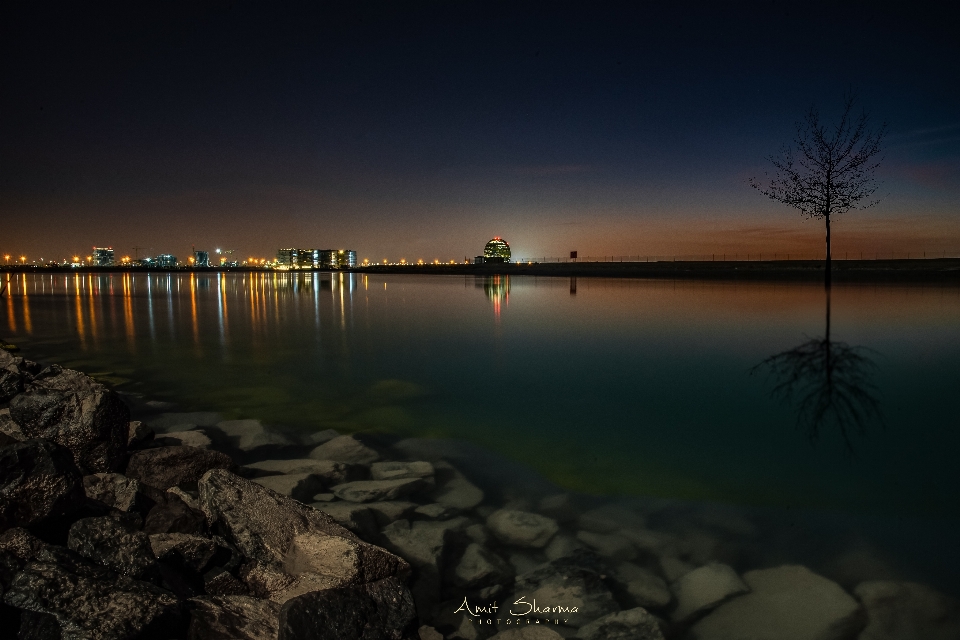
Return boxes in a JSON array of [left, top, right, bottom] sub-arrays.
[[482, 237, 511, 263]]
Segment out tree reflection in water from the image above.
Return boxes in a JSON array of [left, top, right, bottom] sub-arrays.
[[752, 287, 883, 455]]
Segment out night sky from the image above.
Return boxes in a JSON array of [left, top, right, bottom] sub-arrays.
[[3, 2, 959, 263]]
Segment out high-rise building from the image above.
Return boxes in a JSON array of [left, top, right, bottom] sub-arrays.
[[92, 247, 115, 267], [193, 250, 209, 267], [277, 248, 296, 267], [482, 237, 511, 263], [277, 248, 319, 268], [156, 254, 177, 268]]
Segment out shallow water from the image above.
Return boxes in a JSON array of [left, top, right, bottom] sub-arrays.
[[2, 270, 959, 592]]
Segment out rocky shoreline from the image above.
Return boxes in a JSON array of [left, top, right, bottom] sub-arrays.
[[2, 348, 959, 639]]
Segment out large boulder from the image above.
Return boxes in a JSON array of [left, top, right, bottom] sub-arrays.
[[126, 446, 233, 490], [150, 533, 219, 573], [3, 545, 185, 640], [83, 472, 147, 513], [0, 350, 26, 403], [575, 607, 664, 640], [9, 366, 130, 473], [1, 439, 85, 533], [67, 516, 157, 579], [854, 580, 960, 640], [278, 576, 416, 640], [197, 469, 409, 602], [487, 510, 559, 548], [689, 565, 865, 640], [511, 551, 620, 627], [187, 595, 281, 640]]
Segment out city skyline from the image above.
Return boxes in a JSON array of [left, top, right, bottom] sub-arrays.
[[3, 4, 958, 261]]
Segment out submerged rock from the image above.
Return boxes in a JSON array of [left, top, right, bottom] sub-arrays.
[[331, 478, 427, 503], [9, 367, 130, 473], [187, 595, 281, 640], [487, 510, 559, 549], [126, 445, 233, 490], [215, 419, 292, 451], [430, 461, 484, 511], [0, 439, 85, 533], [612, 562, 672, 610], [254, 473, 327, 502], [854, 580, 960, 640], [575, 607, 665, 640], [671, 562, 749, 622], [689, 564, 865, 640], [512, 551, 620, 626], [449, 542, 514, 589], [245, 459, 366, 485], [308, 435, 380, 464], [489, 627, 565, 639], [370, 461, 435, 481], [155, 429, 213, 449]]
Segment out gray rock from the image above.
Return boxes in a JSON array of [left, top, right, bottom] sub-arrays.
[[513, 552, 620, 625], [83, 472, 145, 512], [215, 419, 292, 451], [487, 510, 559, 548], [205, 566, 251, 596], [365, 501, 417, 525], [419, 625, 444, 640], [311, 502, 380, 540], [451, 542, 514, 588], [187, 595, 281, 640], [509, 552, 547, 576], [197, 469, 409, 600], [147, 411, 223, 432], [618, 529, 681, 558], [489, 627, 565, 639], [0, 407, 27, 441], [380, 518, 462, 617], [332, 478, 426, 503], [155, 429, 213, 449], [4, 547, 184, 640], [544, 534, 587, 561], [311, 493, 336, 502], [308, 435, 380, 464], [1, 439, 85, 532], [167, 486, 199, 510], [415, 503, 459, 519], [854, 580, 960, 640], [578, 505, 646, 534], [465, 523, 491, 546], [246, 458, 366, 484], [254, 473, 327, 502], [9, 366, 130, 473], [538, 494, 579, 523], [576, 531, 637, 562], [127, 420, 154, 447], [613, 562, 672, 610], [67, 516, 157, 579], [575, 607, 664, 640], [142, 489, 207, 535], [430, 461, 484, 510], [126, 445, 233, 490], [370, 460, 435, 481], [0, 350, 25, 402], [689, 565, 865, 640], [150, 532, 218, 572], [671, 562, 749, 622], [278, 576, 416, 640]]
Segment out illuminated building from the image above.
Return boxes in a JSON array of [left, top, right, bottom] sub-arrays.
[[92, 247, 115, 267], [277, 248, 319, 268], [156, 254, 177, 268], [193, 250, 210, 267], [478, 237, 511, 264], [319, 250, 357, 268]]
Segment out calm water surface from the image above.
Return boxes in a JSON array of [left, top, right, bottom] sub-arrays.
[[2, 271, 959, 587]]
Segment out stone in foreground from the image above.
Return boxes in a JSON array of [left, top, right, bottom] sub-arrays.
[[9, 366, 130, 473], [0, 439, 85, 533], [188, 595, 281, 640], [689, 564, 865, 640], [278, 576, 416, 640], [487, 509, 559, 548], [575, 607, 665, 640], [67, 515, 157, 579], [126, 445, 233, 490], [671, 562, 749, 622]]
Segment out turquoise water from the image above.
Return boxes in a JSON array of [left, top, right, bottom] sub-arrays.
[[1, 271, 958, 522]]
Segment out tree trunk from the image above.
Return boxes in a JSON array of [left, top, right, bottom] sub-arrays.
[[825, 212, 832, 289]]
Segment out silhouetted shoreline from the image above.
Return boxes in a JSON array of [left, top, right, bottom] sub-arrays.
[[6, 259, 957, 282]]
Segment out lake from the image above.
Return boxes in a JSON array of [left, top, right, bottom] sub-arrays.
[[2, 270, 959, 593]]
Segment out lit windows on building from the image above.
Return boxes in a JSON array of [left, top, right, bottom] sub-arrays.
[[92, 247, 115, 267], [481, 237, 511, 263]]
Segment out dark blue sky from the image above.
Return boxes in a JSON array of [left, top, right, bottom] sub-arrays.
[[3, 2, 959, 262]]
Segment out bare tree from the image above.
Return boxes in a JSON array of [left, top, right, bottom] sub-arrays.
[[750, 96, 886, 287]]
